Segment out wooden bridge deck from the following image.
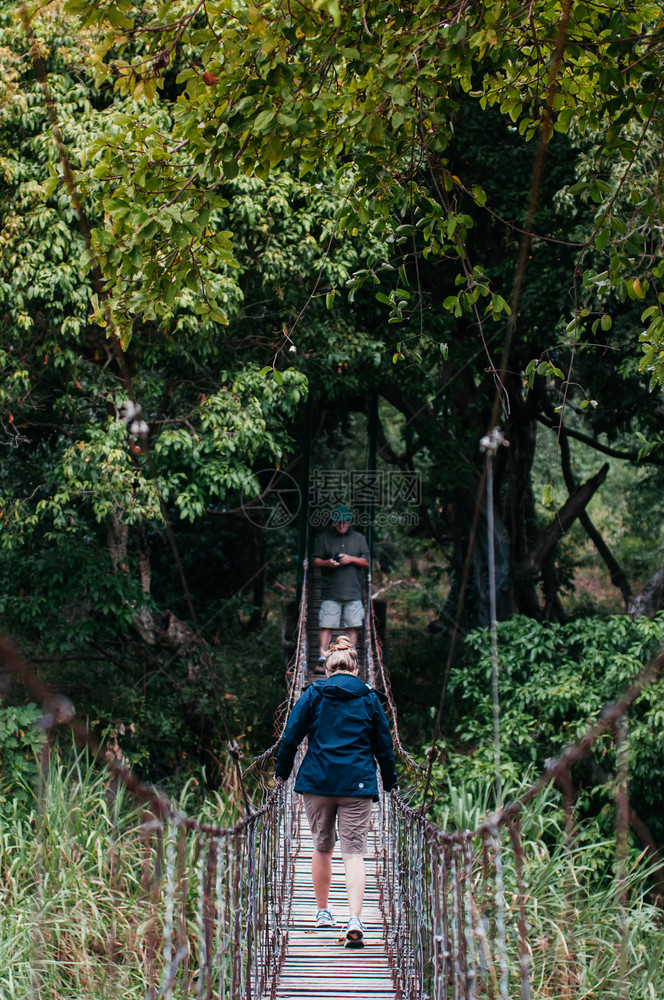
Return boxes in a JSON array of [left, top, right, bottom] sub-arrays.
[[273, 805, 396, 1000]]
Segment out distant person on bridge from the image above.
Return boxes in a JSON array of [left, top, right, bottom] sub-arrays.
[[312, 504, 370, 670], [274, 636, 398, 948]]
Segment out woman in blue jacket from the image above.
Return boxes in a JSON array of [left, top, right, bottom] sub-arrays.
[[274, 635, 398, 948]]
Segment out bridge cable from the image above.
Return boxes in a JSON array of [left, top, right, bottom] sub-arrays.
[[417, 5, 574, 815]]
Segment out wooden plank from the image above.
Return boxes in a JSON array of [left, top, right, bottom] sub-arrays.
[[277, 977, 391, 984], [274, 994, 396, 999], [274, 992, 394, 997], [282, 960, 390, 967], [282, 961, 390, 967]]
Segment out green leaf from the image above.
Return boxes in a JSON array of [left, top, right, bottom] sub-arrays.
[[224, 158, 240, 180], [106, 7, 134, 29], [472, 185, 487, 206], [595, 229, 610, 252], [253, 109, 277, 134]]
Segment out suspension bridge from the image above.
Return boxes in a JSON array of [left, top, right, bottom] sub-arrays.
[[3, 559, 663, 1000]]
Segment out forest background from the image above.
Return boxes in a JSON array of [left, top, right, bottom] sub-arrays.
[[1, 0, 664, 874]]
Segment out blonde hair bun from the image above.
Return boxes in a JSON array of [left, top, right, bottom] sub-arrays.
[[325, 635, 358, 673]]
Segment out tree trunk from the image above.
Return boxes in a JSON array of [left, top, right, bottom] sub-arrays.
[[537, 389, 632, 606], [445, 483, 512, 631], [514, 463, 609, 610], [107, 513, 128, 573], [627, 567, 664, 619], [501, 377, 539, 573], [137, 524, 151, 595]]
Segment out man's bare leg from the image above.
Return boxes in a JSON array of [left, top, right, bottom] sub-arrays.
[[319, 629, 332, 658], [345, 627, 358, 648]]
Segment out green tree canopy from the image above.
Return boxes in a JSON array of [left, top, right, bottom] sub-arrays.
[[3, 0, 664, 783]]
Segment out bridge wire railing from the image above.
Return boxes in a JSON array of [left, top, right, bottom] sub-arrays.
[[1, 563, 311, 1000], [366, 581, 424, 778], [373, 644, 664, 1000]]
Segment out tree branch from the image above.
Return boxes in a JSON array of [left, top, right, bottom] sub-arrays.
[[548, 411, 631, 605], [538, 414, 664, 467], [515, 463, 609, 583]]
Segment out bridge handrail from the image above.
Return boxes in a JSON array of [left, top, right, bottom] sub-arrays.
[[366, 579, 425, 775], [6, 560, 663, 999], [376, 649, 664, 1000]]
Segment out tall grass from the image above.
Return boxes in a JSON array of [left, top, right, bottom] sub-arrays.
[[521, 822, 664, 998], [0, 751, 237, 999], [432, 779, 664, 999], [2, 756, 662, 998]]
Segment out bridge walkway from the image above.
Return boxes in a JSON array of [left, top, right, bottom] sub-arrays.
[[273, 805, 396, 1000]]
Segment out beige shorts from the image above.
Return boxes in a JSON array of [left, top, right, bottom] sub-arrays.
[[319, 599, 365, 629], [302, 794, 373, 855]]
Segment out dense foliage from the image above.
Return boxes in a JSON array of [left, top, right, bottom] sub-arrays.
[[2, 6, 664, 995], [417, 613, 664, 856], [2, 0, 664, 802]]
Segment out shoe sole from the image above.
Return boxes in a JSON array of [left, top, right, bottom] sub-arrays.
[[345, 937, 364, 948], [345, 930, 364, 948]]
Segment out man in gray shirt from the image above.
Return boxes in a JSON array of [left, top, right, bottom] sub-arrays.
[[312, 504, 370, 668]]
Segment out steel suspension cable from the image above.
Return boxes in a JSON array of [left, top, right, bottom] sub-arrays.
[[481, 429, 509, 808], [418, 5, 574, 815], [367, 592, 423, 775]]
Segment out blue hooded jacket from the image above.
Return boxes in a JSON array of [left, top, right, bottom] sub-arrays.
[[274, 672, 398, 798]]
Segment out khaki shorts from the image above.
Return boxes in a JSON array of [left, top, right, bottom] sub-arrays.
[[319, 599, 365, 629], [302, 794, 374, 855]]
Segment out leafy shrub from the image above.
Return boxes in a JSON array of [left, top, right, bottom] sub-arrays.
[[435, 613, 664, 845], [0, 703, 45, 817]]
